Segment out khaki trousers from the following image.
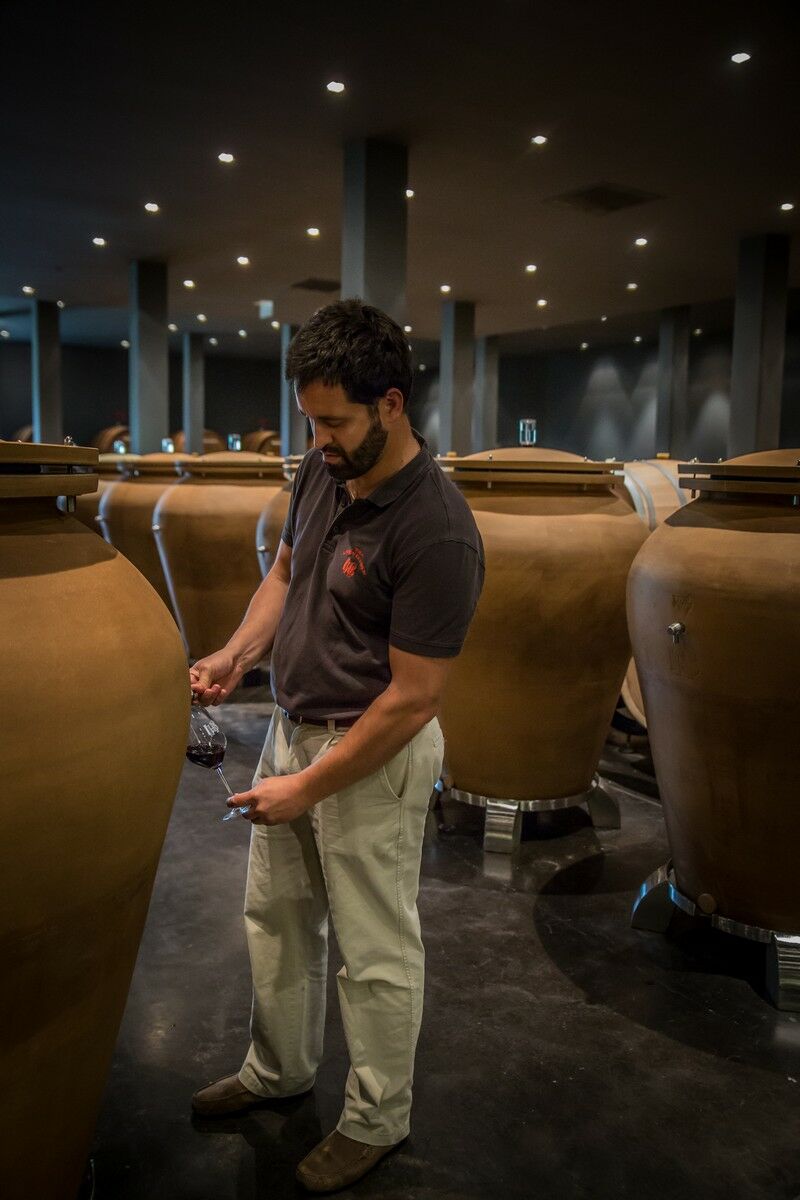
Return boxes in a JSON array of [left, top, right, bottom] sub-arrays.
[[238, 707, 445, 1146]]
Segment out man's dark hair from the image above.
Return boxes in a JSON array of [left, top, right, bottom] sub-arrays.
[[285, 298, 413, 410]]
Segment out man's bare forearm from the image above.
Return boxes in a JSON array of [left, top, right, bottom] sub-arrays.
[[225, 565, 289, 671], [300, 682, 437, 805]]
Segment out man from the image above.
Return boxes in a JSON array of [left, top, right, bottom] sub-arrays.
[[190, 299, 484, 1193]]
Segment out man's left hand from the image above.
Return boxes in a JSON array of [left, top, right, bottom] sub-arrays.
[[229, 773, 315, 825]]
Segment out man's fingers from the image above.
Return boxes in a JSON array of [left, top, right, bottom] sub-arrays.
[[228, 791, 253, 808]]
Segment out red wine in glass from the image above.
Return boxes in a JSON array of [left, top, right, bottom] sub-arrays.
[[187, 706, 250, 821]]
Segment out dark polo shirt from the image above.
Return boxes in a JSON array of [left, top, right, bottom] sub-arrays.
[[270, 437, 484, 722]]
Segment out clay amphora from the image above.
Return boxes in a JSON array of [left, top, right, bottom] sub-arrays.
[[0, 440, 188, 1200], [97, 453, 190, 613], [439, 448, 647, 801], [73, 452, 139, 536], [627, 451, 800, 930], [621, 458, 687, 726], [153, 452, 285, 659], [255, 456, 303, 577]]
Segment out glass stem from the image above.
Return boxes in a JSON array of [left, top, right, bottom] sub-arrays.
[[217, 766, 251, 821], [216, 766, 234, 797]]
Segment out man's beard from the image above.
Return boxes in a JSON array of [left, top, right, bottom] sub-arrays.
[[322, 407, 389, 481]]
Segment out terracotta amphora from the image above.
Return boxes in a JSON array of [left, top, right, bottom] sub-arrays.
[[621, 458, 687, 726], [73, 452, 139, 537], [0, 440, 188, 1200], [628, 451, 800, 931], [153, 452, 285, 659], [255, 456, 304, 577], [97, 453, 190, 614], [439, 448, 647, 804]]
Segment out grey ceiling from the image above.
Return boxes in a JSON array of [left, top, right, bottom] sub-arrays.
[[0, 0, 798, 357]]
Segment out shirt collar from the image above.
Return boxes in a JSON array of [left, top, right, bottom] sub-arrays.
[[360, 432, 432, 509]]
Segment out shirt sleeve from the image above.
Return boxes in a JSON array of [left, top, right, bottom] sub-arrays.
[[281, 455, 308, 547], [389, 539, 485, 658]]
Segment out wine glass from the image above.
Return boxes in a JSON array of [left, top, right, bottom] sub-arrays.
[[186, 706, 250, 822]]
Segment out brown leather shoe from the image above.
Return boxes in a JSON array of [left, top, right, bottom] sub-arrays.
[[191, 1073, 270, 1116], [296, 1130, 402, 1193]]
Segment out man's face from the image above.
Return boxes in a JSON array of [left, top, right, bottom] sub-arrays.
[[297, 381, 389, 482]]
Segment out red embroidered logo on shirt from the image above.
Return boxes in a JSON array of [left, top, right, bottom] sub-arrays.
[[342, 547, 366, 577]]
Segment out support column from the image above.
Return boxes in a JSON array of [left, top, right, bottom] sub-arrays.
[[655, 306, 690, 458], [472, 335, 499, 453], [728, 234, 790, 457], [31, 300, 63, 443], [439, 300, 475, 456], [280, 324, 306, 456], [341, 140, 408, 322], [182, 333, 205, 455], [129, 260, 169, 453]]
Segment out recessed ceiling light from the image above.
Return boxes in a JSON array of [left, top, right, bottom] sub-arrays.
[[183, 279, 196, 289], [56, 300, 65, 309], [626, 282, 638, 291], [0, 329, 10, 339], [22, 285, 35, 295], [270, 319, 281, 330], [197, 313, 207, 323], [168, 323, 178, 332], [580, 342, 589, 350], [731, 52, 751, 64], [780, 201, 795, 212], [326, 80, 345, 93], [218, 152, 235, 164], [238, 329, 247, 338], [537, 298, 547, 307], [406, 188, 415, 199], [306, 227, 320, 237], [236, 255, 250, 266], [121, 339, 130, 348], [209, 337, 219, 346], [531, 135, 548, 145], [440, 284, 451, 294], [144, 202, 160, 214], [693, 327, 703, 336], [634, 335, 642, 343], [92, 236, 107, 247], [419, 363, 427, 372], [404, 324, 412, 333], [600, 315, 608, 322], [634, 237, 648, 247], [525, 263, 538, 274]]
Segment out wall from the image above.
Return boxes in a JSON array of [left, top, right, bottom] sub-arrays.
[[498, 324, 800, 461], [499, 334, 728, 461], [0, 344, 280, 444]]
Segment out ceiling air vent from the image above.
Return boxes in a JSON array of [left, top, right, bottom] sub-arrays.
[[545, 182, 663, 214], [291, 278, 341, 293]]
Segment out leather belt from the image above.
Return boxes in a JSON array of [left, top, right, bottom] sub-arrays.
[[281, 708, 361, 731]]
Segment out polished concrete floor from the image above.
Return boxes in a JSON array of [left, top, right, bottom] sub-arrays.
[[93, 701, 800, 1199]]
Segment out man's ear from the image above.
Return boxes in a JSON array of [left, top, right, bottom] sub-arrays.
[[382, 387, 406, 423]]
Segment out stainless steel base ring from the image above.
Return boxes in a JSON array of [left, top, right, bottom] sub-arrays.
[[631, 861, 800, 1012], [449, 773, 620, 853]]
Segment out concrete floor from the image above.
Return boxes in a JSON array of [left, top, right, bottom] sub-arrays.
[[92, 701, 800, 1199]]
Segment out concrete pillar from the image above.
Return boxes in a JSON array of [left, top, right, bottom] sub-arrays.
[[728, 234, 790, 456], [182, 333, 205, 455], [280, 324, 306, 456], [31, 300, 63, 443], [439, 300, 475, 456], [655, 306, 690, 458], [129, 260, 169, 453], [341, 139, 408, 322], [472, 335, 499, 453]]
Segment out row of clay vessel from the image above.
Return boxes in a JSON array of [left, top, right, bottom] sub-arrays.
[[5, 436, 798, 1197]]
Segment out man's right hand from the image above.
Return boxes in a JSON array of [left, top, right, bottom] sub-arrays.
[[189, 650, 244, 707]]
